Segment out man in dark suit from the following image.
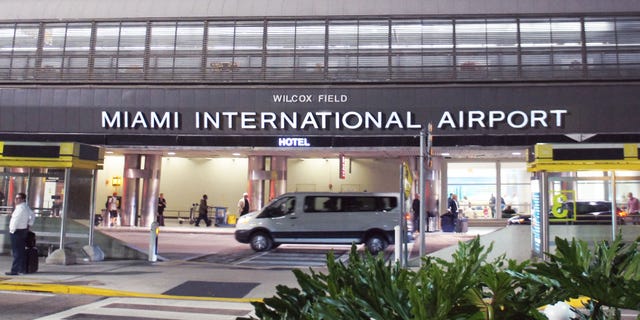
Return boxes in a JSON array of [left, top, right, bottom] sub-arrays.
[[448, 194, 460, 220]]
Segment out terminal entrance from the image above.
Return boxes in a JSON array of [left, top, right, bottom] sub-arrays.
[[0, 142, 104, 264]]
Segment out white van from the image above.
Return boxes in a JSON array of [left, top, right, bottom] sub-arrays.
[[234, 192, 400, 254]]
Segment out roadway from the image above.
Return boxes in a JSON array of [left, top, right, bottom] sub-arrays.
[[0, 222, 485, 319]]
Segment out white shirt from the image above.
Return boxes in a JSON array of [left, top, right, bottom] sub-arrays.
[[9, 202, 35, 234], [108, 196, 118, 211]]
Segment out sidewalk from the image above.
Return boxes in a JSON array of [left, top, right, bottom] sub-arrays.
[[0, 226, 499, 302]]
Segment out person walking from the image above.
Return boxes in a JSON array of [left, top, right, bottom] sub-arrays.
[[238, 192, 250, 217], [106, 192, 119, 227], [157, 193, 167, 226], [628, 192, 639, 225], [6, 192, 35, 276], [411, 194, 420, 233], [195, 194, 212, 227]]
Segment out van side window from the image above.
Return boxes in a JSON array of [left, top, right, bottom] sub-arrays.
[[379, 197, 398, 211], [302, 195, 398, 213], [304, 196, 341, 212]]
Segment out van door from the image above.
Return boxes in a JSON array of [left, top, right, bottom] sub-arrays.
[[263, 196, 298, 241], [299, 195, 358, 244]]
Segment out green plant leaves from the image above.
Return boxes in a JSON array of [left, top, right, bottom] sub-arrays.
[[239, 235, 640, 320], [526, 235, 640, 318]]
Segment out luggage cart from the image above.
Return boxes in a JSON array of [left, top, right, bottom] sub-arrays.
[[179, 203, 199, 225], [213, 207, 230, 226]]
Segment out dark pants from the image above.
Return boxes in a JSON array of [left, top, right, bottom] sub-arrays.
[[10, 229, 28, 274], [157, 212, 165, 226], [195, 213, 211, 227]]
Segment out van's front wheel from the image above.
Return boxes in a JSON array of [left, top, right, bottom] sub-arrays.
[[250, 231, 273, 252], [365, 234, 388, 255]]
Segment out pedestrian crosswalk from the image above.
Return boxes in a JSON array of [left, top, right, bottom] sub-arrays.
[[231, 245, 397, 268], [233, 246, 351, 267], [35, 297, 256, 320]]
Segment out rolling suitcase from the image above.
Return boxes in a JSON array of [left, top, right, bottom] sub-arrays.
[[26, 230, 36, 248], [25, 231, 38, 273], [25, 247, 39, 273], [455, 217, 469, 233]]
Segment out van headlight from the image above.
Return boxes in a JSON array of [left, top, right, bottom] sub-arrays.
[[237, 215, 249, 226]]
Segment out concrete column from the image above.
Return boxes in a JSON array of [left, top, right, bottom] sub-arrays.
[[248, 156, 265, 211], [121, 154, 141, 226], [271, 156, 287, 199], [9, 168, 27, 206], [140, 154, 162, 227], [28, 168, 46, 211]]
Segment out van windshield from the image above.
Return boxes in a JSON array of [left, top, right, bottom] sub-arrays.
[[303, 195, 397, 213]]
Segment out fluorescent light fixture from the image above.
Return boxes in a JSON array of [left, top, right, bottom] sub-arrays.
[[512, 152, 522, 155], [105, 151, 114, 154], [167, 152, 176, 156], [441, 152, 451, 156], [232, 152, 241, 156]]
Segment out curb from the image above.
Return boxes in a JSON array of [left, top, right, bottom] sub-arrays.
[[0, 281, 263, 303]]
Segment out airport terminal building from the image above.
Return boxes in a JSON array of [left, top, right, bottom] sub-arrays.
[[0, 0, 639, 228]]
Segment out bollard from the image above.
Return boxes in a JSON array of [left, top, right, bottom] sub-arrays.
[[149, 221, 160, 262], [394, 225, 401, 263]]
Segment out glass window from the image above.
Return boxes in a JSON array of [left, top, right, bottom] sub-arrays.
[[63, 23, 92, 75], [0, 24, 14, 51], [390, 19, 453, 77], [149, 22, 176, 74], [64, 23, 92, 52], [207, 21, 235, 53], [266, 21, 295, 51], [95, 22, 121, 69], [358, 20, 388, 50], [520, 19, 551, 45], [486, 19, 518, 49], [118, 22, 147, 75], [306, 196, 341, 212], [585, 17, 618, 74], [391, 19, 424, 51], [262, 196, 296, 217], [448, 162, 497, 218], [328, 20, 358, 53], [585, 18, 617, 51], [39, 23, 66, 77], [234, 21, 264, 51], [207, 21, 262, 75], [617, 17, 640, 52], [294, 20, 325, 72], [456, 19, 488, 50], [150, 22, 176, 53], [175, 22, 204, 52], [500, 162, 531, 215], [550, 18, 582, 47], [0, 24, 15, 74], [266, 21, 295, 75]]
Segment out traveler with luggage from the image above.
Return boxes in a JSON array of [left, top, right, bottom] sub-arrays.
[[6, 192, 36, 276], [106, 192, 119, 227]]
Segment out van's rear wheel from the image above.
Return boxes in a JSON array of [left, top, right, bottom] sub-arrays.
[[365, 234, 388, 255], [250, 232, 273, 252]]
